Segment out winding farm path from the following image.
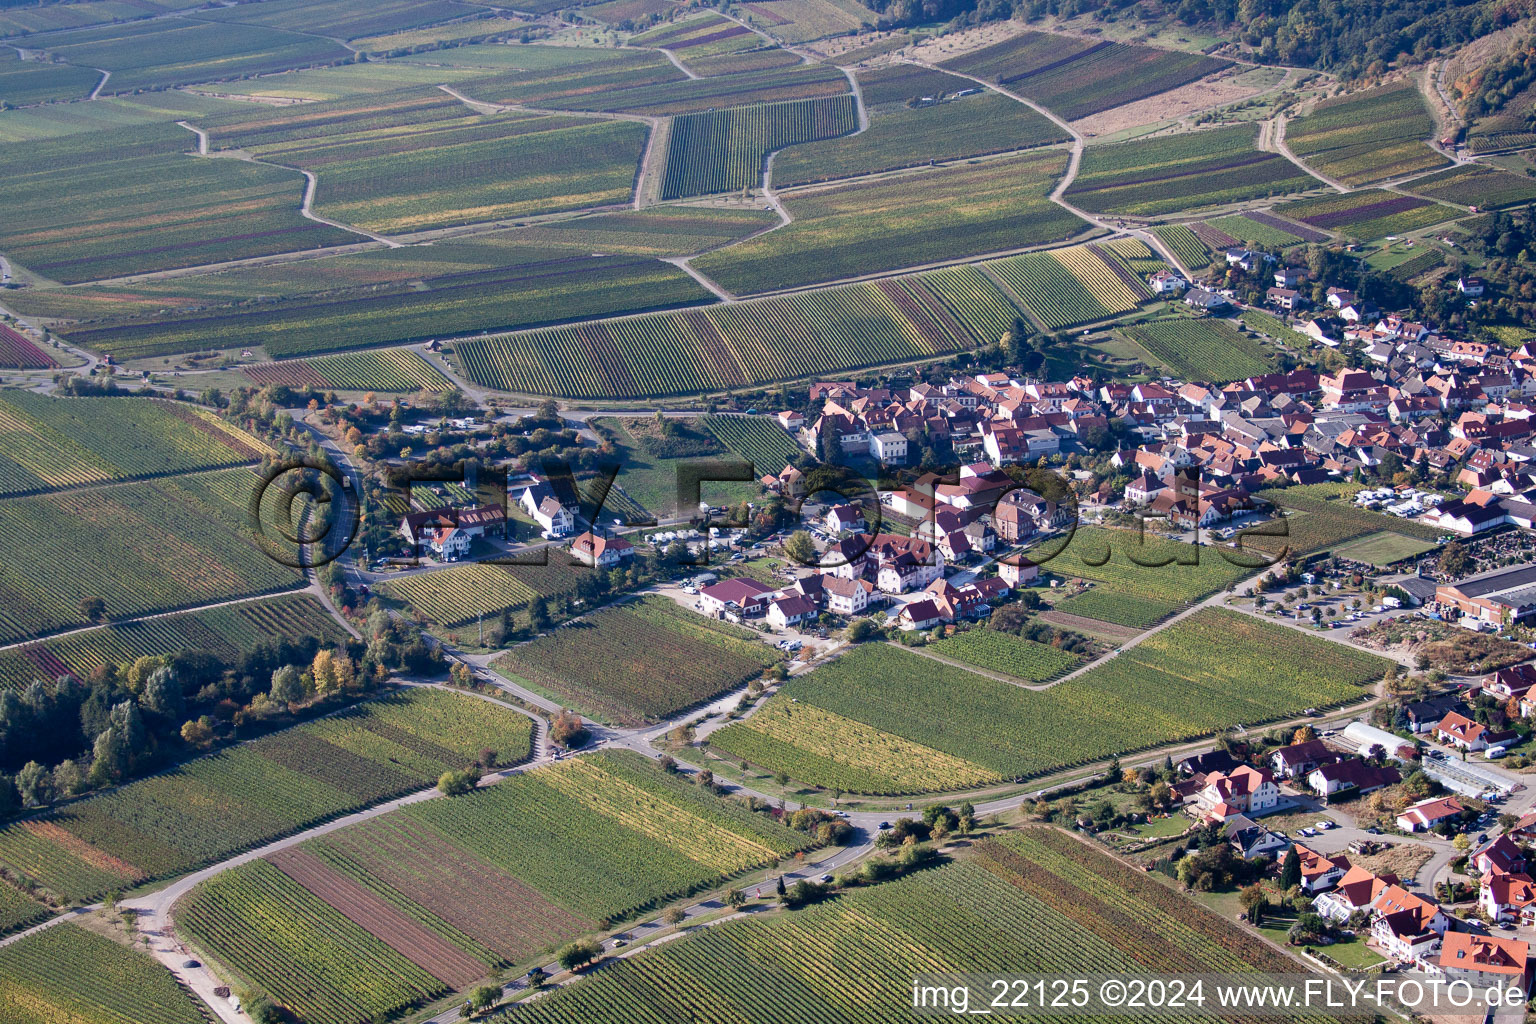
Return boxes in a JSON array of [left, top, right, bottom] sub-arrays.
[[1271, 114, 1349, 193]]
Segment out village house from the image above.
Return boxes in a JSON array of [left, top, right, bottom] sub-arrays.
[[1307, 758, 1400, 799], [996, 558, 1037, 588], [1270, 738, 1336, 779], [1295, 844, 1351, 894], [1434, 710, 1514, 753], [1438, 932, 1531, 993], [897, 598, 945, 631], [1222, 814, 1290, 859], [696, 578, 776, 621], [1314, 865, 1395, 923], [821, 574, 875, 616], [1194, 765, 1280, 822], [568, 531, 633, 568], [1372, 885, 1450, 967], [766, 593, 817, 630], [1481, 870, 1536, 927], [1396, 796, 1466, 833], [1472, 834, 1528, 878], [825, 504, 866, 534]]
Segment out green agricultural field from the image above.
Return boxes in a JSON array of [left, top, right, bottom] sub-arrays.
[[941, 32, 1229, 120], [1276, 189, 1456, 240], [913, 263, 1027, 344], [1052, 588, 1183, 630], [199, 0, 475, 40], [929, 628, 1082, 682], [0, 592, 348, 694], [509, 206, 780, 256], [1066, 124, 1314, 216], [36, 240, 709, 360], [391, 42, 642, 71], [1284, 83, 1449, 187], [983, 242, 1152, 330], [662, 95, 858, 198], [180, 751, 811, 1024], [453, 274, 982, 398], [773, 90, 1068, 186], [0, 0, 192, 36], [196, 60, 488, 101], [710, 610, 1381, 793], [201, 87, 649, 233], [1402, 163, 1536, 209], [0, 466, 307, 644], [1151, 223, 1211, 269], [0, 923, 210, 1024], [734, 0, 873, 44], [1121, 316, 1274, 382], [628, 10, 766, 72], [693, 151, 1082, 294], [1242, 482, 1443, 559], [0, 90, 248, 145], [383, 554, 593, 630], [1333, 531, 1440, 568], [1208, 212, 1303, 247], [1029, 525, 1256, 604], [0, 392, 271, 497], [701, 415, 802, 471], [0, 123, 354, 283], [0, 48, 102, 105], [505, 828, 1350, 1024], [243, 349, 450, 392], [492, 597, 777, 724], [29, 17, 350, 93], [0, 688, 534, 905], [0, 880, 48, 938], [464, 56, 847, 116]]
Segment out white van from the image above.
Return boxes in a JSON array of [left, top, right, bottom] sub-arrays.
[[1486, 745, 1508, 760]]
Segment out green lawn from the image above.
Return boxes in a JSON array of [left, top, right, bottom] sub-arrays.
[[1333, 531, 1439, 568]]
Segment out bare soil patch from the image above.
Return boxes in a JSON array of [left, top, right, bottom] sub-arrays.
[[1074, 68, 1279, 138]]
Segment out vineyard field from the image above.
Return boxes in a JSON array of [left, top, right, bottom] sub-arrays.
[[0, 123, 354, 283], [929, 629, 1081, 682], [504, 827, 1351, 1024], [694, 151, 1082, 294], [700, 415, 801, 471], [941, 32, 1229, 120], [773, 91, 1067, 187], [1150, 223, 1210, 270], [710, 610, 1381, 792], [0, 325, 57, 369], [661, 95, 857, 199], [43, 242, 710, 360], [0, 393, 271, 498], [0, 592, 348, 694], [1066, 124, 1313, 216], [1053, 588, 1182, 630], [1120, 316, 1274, 382], [0, 48, 101, 106], [453, 275, 985, 398], [1208, 212, 1303, 247], [1276, 189, 1455, 240], [383, 554, 591, 629], [243, 349, 450, 392], [0, 923, 210, 1024], [182, 751, 811, 1023], [1403, 163, 1536, 209], [0, 880, 49, 938], [1239, 308, 1313, 349], [1284, 83, 1449, 187], [491, 597, 778, 724], [1027, 525, 1255, 604], [0, 467, 306, 645], [507, 206, 780, 256], [0, 688, 534, 904], [983, 242, 1153, 330]]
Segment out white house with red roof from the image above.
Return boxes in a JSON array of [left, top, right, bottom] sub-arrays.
[[1435, 710, 1501, 752], [897, 598, 945, 631], [696, 578, 777, 621], [1439, 932, 1532, 993], [1294, 843, 1351, 894], [569, 531, 633, 568], [1482, 870, 1536, 927], [1372, 884, 1450, 967], [1315, 864, 1396, 923], [767, 593, 817, 630], [1396, 796, 1466, 833], [1194, 765, 1280, 822]]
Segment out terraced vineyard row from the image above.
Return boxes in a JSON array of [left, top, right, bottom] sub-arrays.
[[453, 275, 996, 398], [0, 923, 210, 1024], [383, 554, 592, 628], [929, 629, 1082, 682], [661, 95, 857, 198], [243, 349, 451, 392], [984, 242, 1156, 330]]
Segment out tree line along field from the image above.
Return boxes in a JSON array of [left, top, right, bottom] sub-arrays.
[[1402, 162, 1536, 209], [1065, 124, 1316, 217], [382, 553, 594, 630], [21, 16, 349, 94], [661, 95, 858, 199], [179, 750, 812, 1024], [0, 392, 272, 497], [700, 415, 801, 471], [504, 827, 1351, 1024], [0, 688, 534, 907], [0, 123, 354, 284], [1276, 188, 1456, 241], [708, 609, 1382, 794], [242, 349, 450, 392], [929, 629, 1082, 682], [452, 262, 1026, 398], [0, 593, 348, 694], [202, 87, 650, 234], [982, 241, 1154, 330], [463, 54, 849, 117], [1121, 316, 1275, 383], [940, 31, 1230, 121], [693, 150, 1083, 295], [1283, 82, 1449, 187], [40, 242, 711, 361], [0, 922, 211, 1024], [772, 83, 1069, 188], [491, 597, 778, 725], [0, 466, 308, 645]]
